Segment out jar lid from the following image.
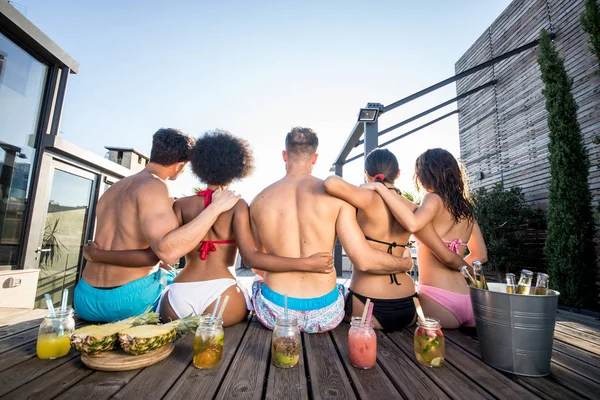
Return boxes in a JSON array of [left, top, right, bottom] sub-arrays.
[[416, 317, 441, 329], [48, 307, 74, 318], [275, 314, 298, 326], [198, 314, 223, 325]]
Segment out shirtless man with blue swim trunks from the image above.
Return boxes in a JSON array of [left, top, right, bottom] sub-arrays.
[[250, 127, 412, 333], [75, 128, 240, 322]]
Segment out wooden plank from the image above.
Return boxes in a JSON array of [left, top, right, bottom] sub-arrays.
[[53, 370, 142, 400], [554, 328, 600, 356], [0, 326, 37, 353], [443, 329, 594, 400], [1, 339, 39, 373], [0, 349, 80, 396], [554, 323, 600, 347], [0, 316, 44, 340], [215, 319, 271, 400], [304, 330, 357, 400], [376, 331, 450, 400], [329, 324, 401, 400], [165, 318, 251, 400], [552, 338, 600, 369], [112, 336, 194, 400], [2, 357, 93, 400], [437, 329, 543, 399], [386, 330, 494, 399], [551, 347, 600, 384], [556, 310, 600, 329], [0, 309, 47, 327], [265, 331, 308, 399]]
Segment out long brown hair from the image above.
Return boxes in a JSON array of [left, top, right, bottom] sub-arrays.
[[414, 148, 474, 224]]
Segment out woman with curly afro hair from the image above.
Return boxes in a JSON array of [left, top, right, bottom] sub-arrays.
[[157, 130, 333, 326], [362, 148, 487, 329]]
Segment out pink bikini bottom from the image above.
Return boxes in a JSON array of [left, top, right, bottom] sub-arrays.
[[418, 284, 475, 327]]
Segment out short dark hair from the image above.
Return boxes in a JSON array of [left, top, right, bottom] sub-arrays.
[[189, 129, 255, 186], [150, 128, 195, 166], [365, 148, 399, 184], [285, 127, 318, 157]]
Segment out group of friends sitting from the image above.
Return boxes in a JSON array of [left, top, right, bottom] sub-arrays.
[[76, 127, 487, 333]]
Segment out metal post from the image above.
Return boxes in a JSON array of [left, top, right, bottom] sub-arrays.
[[364, 120, 379, 157], [333, 163, 343, 276]]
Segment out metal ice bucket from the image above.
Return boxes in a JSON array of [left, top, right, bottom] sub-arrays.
[[469, 282, 560, 377]]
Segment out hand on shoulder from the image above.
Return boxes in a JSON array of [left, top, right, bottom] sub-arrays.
[[211, 188, 242, 212]]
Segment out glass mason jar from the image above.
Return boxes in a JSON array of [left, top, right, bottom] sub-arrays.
[[36, 308, 75, 359], [193, 315, 224, 369], [271, 315, 301, 368], [348, 317, 377, 369], [535, 272, 550, 295], [516, 269, 534, 295], [414, 318, 445, 368]]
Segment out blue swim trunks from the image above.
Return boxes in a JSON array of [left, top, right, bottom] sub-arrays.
[[74, 269, 177, 322], [252, 280, 345, 333]]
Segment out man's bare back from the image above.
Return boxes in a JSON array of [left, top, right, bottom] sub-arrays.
[[251, 175, 340, 297], [83, 171, 176, 287]]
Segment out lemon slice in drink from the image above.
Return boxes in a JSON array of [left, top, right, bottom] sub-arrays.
[[430, 357, 443, 367]]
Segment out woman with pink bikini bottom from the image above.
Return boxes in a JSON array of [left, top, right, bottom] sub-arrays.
[[363, 148, 487, 329]]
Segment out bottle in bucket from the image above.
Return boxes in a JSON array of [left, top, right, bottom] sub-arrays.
[[459, 266, 476, 287], [37, 291, 74, 359], [414, 318, 445, 368], [516, 270, 534, 295], [506, 273, 517, 294], [272, 294, 301, 368], [472, 261, 488, 290], [535, 273, 549, 295], [348, 310, 377, 369]]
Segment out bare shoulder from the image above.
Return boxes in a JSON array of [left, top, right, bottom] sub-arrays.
[[422, 192, 443, 206]]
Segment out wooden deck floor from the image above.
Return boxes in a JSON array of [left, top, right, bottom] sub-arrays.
[[0, 308, 599, 399]]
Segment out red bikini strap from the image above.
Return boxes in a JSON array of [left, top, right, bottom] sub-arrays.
[[197, 188, 214, 208]]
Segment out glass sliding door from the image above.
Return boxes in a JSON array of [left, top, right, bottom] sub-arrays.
[[35, 162, 95, 307], [0, 32, 48, 268]]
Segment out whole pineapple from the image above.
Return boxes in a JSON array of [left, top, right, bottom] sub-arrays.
[[71, 312, 160, 355]]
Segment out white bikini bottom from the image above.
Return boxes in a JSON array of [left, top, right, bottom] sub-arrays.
[[159, 278, 253, 318]]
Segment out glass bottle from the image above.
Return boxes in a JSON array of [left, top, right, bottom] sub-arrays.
[[506, 273, 517, 294], [348, 317, 377, 369], [271, 315, 301, 368], [516, 270, 534, 295], [414, 318, 445, 368], [472, 261, 488, 290], [459, 266, 476, 287], [535, 273, 549, 295], [193, 315, 224, 369], [36, 307, 75, 359]]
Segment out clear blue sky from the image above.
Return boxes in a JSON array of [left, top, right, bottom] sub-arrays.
[[21, 0, 511, 200]]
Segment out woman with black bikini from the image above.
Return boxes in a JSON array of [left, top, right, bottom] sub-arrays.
[[324, 149, 463, 330]]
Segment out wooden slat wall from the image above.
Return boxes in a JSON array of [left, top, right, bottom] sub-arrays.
[[456, 0, 600, 207]]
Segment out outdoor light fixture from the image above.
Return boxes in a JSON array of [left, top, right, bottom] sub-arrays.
[[358, 108, 380, 122]]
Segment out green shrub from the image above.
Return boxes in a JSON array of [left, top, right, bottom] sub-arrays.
[[538, 28, 598, 308], [581, 0, 600, 70], [471, 184, 546, 281]]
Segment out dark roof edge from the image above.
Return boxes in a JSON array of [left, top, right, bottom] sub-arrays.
[[43, 135, 131, 178], [104, 147, 150, 160], [0, 1, 79, 72]]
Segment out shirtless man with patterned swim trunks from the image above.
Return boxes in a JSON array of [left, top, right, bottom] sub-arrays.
[[250, 127, 412, 333]]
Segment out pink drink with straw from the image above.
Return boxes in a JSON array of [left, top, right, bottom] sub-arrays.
[[348, 301, 377, 369]]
